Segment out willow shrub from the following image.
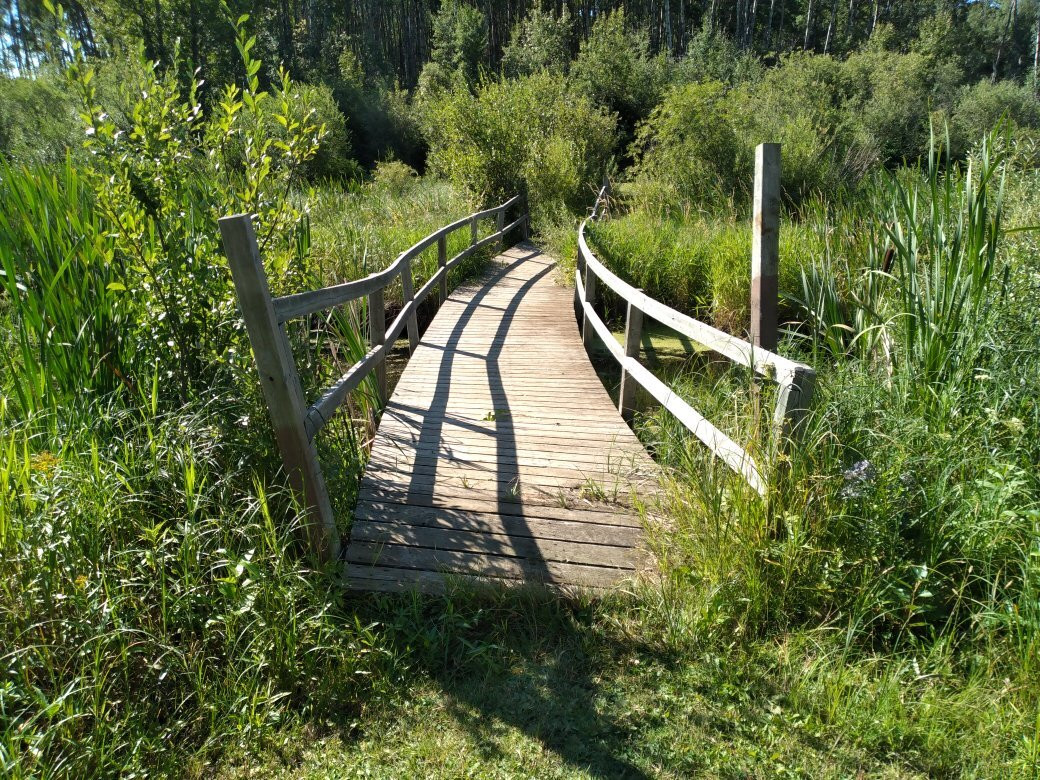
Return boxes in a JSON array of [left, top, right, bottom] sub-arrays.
[[420, 70, 616, 223], [6, 9, 325, 411]]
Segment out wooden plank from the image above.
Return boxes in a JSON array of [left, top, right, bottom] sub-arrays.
[[354, 495, 647, 525], [345, 543, 640, 588], [366, 456, 657, 485], [353, 503, 645, 541], [345, 565, 601, 596], [358, 478, 650, 511], [351, 521, 644, 568]]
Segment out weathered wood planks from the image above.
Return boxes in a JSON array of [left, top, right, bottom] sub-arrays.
[[345, 243, 659, 594]]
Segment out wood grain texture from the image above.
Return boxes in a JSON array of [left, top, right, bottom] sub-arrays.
[[346, 243, 659, 594]]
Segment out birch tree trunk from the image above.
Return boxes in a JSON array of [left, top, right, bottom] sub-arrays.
[[804, 0, 814, 50]]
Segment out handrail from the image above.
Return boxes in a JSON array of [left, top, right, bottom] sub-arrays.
[[219, 193, 528, 561], [576, 184, 814, 496]]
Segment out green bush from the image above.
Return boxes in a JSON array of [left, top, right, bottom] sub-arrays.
[[501, 2, 573, 77], [0, 69, 79, 165], [569, 9, 669, 140], [296, 82, 360, 181], [0, 15, 322, 412], [951, 80, 1040, 158], [421, 71, 616, 222], [629, 81, 746, 213]]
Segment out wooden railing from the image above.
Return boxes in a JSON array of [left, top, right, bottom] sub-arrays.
[[576, 178, 815, 496], [219, 195, 528, 561]]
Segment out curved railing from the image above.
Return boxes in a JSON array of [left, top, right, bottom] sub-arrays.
[[576, 184, 814, 496], [220, 195, 528, 560]]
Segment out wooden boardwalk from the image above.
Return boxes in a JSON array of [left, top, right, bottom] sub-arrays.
[[345, 242, 659, 593]]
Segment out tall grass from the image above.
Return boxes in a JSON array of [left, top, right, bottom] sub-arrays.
[[0, 159, 130, 416], [611, 126, 1040, 774]]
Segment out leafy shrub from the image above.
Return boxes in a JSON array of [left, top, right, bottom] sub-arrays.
[[729, 52, 865, 204], [950, 80, 1040, 158], [674, 23, 762, 86], [629, 81, 746, 213], [296, 82, 360, 181], [0, 12, 322, 412], [843, 46, 958, 164], [0, 69, 79, 165], [422, 71, 616, 222], [569, 9, 669, 141], [501, 2, 573, 77], [371, 158, 419, 195]]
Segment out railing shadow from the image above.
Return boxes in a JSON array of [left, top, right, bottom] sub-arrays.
[[351, 587, 657, 779], [369, 242, 561, 582]]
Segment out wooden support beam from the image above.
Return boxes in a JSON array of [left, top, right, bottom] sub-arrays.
[[751, 142, 780, 352], [581, 265, 598, 348], [496, 208, 505, 252], [773, 364, 816, 444], [401, 258, 419, 354], [619, 300, 643, 421], [437, 234, 448, 305], [369, 286, 387, 404], [218, 214, 340, 563]]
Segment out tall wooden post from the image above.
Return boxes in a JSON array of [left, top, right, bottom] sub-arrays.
[[470, 214, 479, 246], [368, 286, 387, 403], [751, 143, 780, 352], [219, 214, 340, 563], [437, 234, 448, 304], [401, 258, 419, 354], [581, 266, 598, 348], [496, 208, 505, 252], [619, 300, 644, 421]]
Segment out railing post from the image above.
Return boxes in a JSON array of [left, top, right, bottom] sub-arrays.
[[437, 234, 448, 305], [401, 257, 420, 354], [368, 286, 387, 403], [619, 300, 643, 421], [774, 366, 816, 446], [751, 142, 780, 351], [581, 264, 598, 348], [496, 208, 505, 252], [218, 214, 340, 563], [521, 194, 530, 241], [470, 214, 479, 247]]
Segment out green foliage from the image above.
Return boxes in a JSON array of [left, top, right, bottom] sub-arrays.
[[422, 71, 616, 221], [296, 81, 360, 181], [429, 0, 487, 87], [951, 80, 1040, 157], [675, 22, 762, 86], [501, 2, 573, 77], [51, 15, 321, 405], [843, 45, 961, 164], [569, 10, 669, 140], [0, 401, 388, 776], [629, 81, 746, 212], [0, 69, 79, 165]]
